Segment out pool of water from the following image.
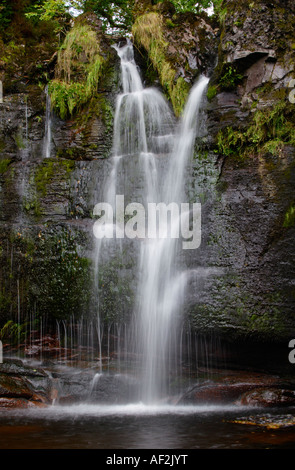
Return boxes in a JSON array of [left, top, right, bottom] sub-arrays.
[[0, 403, 295, 449]]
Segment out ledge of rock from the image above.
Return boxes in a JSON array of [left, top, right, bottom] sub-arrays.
[[0, 358, 54, 408], [178, 370, 295, 408]]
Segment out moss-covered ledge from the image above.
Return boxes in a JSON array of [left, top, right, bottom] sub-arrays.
[[132, 1, 218, 116]]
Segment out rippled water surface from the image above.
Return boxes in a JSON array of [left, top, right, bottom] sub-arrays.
[[0, 404, 295, 449]]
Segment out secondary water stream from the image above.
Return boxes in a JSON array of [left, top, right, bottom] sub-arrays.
[[43, 85, 52, 159]]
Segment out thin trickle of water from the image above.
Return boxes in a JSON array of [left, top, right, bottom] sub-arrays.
[[43, 85, 52, 159], [25, 98, 29, 146]]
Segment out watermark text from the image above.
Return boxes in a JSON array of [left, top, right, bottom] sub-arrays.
[[93, 196, 201, 249]]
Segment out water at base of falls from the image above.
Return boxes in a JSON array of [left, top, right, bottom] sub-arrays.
[[2, 401, 293, 449]]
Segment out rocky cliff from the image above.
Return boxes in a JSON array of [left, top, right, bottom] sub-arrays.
[[191, 0, 295, 343], [0, 0, 294, 364]]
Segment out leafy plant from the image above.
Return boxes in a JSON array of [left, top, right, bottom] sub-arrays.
[[217, 100, 295, 159], [24, 0, 71, 33], [0, 0, 13, 32], [219, 65, 243, 90], [165, 0, 223, 14], [132, 12, 189, 116], [0, 159, 11, 174], [207, 85, 217, 101], [48, 23, 105, 119], [0, 320, 26, 345], [283, 204, 295, 228]]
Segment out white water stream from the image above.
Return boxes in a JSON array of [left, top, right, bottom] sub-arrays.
[[93, 41, 209, 403], [43, 85, 52, 159]]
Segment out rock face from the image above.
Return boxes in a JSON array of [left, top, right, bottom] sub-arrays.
[[178, 370, 295, 407], [183, 0, 295, 344], [0, 14, 121, 330], [0, 0, 294, 370], [0, 359, 52, 408]]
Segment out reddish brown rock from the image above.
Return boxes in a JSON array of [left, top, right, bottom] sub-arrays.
[[178, 370, 295, 406], [0, 397, 48, 408], [238, 388, 295, 407], [0, 359, 51, 408]]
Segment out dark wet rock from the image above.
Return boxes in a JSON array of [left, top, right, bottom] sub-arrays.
[[0, 397, 47, 408], [238, 388, 295, 407], [54, 369, 140, 405], [88, 373, 140, 404], [0, 358, 52, 408], [0, 358, 48, 377], [24, 335, 61, 359], [178, 370, 295, 406]]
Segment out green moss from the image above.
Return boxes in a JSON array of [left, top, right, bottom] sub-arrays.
[[48, 23, 105, 120], [166, 18, 176, 28], [0, 320, 26, 345], [97, 257, 134, 324], [207, 85, 218, 101], [34, 159, 74, 197], [132, 12, 189, 116], [217, 100, 295, 160], [0, 159, 11, 174], [23, 196, 42, 219], [27, 228, 92, 321], [218, 7, 228, 24], [219, 64, 243, 91], [283, 203, 295, 228], [34, 160, 55, 196], [170, 77, 191, 117], [13, 130, 26, 149], [94, 94, 114, 133]]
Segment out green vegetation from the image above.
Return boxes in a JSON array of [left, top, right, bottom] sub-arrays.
[[24, 159, 75, 219], [24, 0, 71, 34], [207, 85, 218, 101], [0, 0, 14, 32], [0, 0, 224, 42], [219, 64, 243, 91], [48, 23, 105, 120], [162, 0, 223, 14], [23, 196, 42, 219], [32, 229, 91, 320], [217, 100, 295, 160], [0, 159, 11, 174], [0, 320, 26, 345], [132, 12, 190, 116], [81, 0, 134, 32], [35, 159, 74, 193], [283, 204, 295, 228], [0, 0, 71, 43], [97, 257, 134, 323]]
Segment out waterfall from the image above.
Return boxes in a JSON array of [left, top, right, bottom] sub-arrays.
[[43, 85, 52, 158], [93, 40, 209, 403], [135, 75, 209, 403]]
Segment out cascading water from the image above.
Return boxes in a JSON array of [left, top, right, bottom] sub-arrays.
[[92, 40, 209, 404], [135, 76, 209, 403], [43, 85, 52, 159]]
